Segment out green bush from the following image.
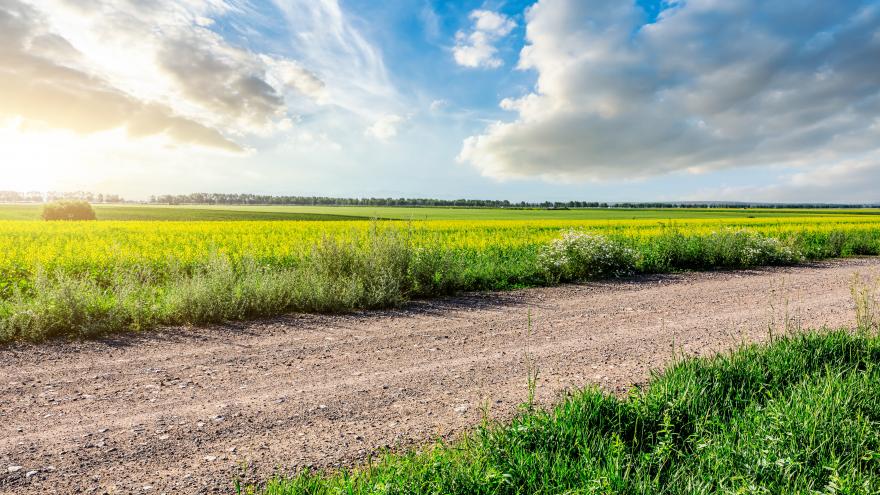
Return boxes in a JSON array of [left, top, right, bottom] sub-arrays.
[[639, 228, 802, 271], [41, 200, 97, 221], [537, 230, 638, 282], [409, 247, 467, 297]]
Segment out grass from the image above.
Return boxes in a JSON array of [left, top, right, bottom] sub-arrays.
[[240, 327, 880, 494], [3, 203, 880, 221], [0, 204, 370, 221], [156, 205, 880, 221], [1, 220, 879, 342]]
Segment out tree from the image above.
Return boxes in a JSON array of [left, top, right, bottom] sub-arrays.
[[41, 200, 97, 221]]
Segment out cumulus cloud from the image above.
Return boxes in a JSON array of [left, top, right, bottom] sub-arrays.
[[0, 0, 328, 150], [453, 9, 516, 68], [0, 0, 243, 151], [460, 0, 880, 184], [365, 114, 404, 141], [156, 34, 286, 130]]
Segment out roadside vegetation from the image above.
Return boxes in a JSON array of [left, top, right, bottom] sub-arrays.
[[1, 215, 879, 342], [241, 285, 880, 494]]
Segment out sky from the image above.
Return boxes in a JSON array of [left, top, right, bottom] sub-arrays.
[[1, 0, 879, 202]]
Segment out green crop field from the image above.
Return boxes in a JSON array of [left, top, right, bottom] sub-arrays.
[[1, 204, 879, 342], [4, 203, 880, 221], [0, 204, 369, 221], [189, 205, 880, 221]]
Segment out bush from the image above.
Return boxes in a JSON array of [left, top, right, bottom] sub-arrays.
[[538, 230, 638, 282], [640, 228, 802, 272], [409, 247, 467, 297], [41, 200, 97, 221], [699, 228, 803, 267]]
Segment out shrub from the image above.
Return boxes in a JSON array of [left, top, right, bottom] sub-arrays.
[[701, 228, 802, 267], [41, 200, 97, 221], [409, 247, 467, 297], [538, 230, 638, 282], [640, 228, 802, 271]]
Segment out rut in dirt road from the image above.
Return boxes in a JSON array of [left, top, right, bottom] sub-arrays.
[[1, 258, 878, 494]]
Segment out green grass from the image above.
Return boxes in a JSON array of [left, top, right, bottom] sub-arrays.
[[240, 329, 880, 495], [135, 205, 880, 221], [3, 203, 880, 221], [0, 204, 370, 221]]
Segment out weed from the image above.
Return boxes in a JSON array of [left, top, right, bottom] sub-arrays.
[[851, 273, 879, 332]]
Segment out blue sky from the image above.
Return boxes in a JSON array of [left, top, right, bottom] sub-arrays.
[[1, 0, 879, 202]]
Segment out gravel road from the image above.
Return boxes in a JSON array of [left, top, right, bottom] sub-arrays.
[[2, 258, 878, 494]]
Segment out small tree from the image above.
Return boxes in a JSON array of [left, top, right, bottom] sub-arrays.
[[41, 200, 97, 221]]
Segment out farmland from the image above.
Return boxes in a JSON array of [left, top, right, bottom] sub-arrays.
[[3, 203, 880, 221], [0, 204, 371, 221], [1, 206, 880, 342]]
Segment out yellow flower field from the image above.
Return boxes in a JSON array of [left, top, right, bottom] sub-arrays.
[[4, 215, 880, 275], [2, 213, 879, 341]]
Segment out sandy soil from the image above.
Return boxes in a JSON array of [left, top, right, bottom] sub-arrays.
[[1, 258, 878, 494]]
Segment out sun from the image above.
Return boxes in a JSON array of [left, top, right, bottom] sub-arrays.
[[0, 120, 132, 192], [0, 122, 56, 191]]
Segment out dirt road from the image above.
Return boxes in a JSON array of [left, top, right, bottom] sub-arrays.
[[1, 258, 878, 494]]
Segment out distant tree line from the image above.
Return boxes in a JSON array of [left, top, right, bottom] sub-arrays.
[[611, 202, 880, 209], [0, 191, 124, 203], [1, 190, 876, 208], [147, 193, 878, 209], [148, 193, 608, 208]]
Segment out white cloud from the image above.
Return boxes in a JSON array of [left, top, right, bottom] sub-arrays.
[[429, 99, 449, 112], [365, 114, 404, 141], [0, 0, 247, 151], [453, 9, 516, 69], [262, 56, 326, 102], [0, 0, 329, 151], [420, 2, 441, 41], [460, 0, 880, 189], [270, 0, 397, 119]]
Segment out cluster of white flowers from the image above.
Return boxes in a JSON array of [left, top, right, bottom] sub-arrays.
[[708, 229, 803, 266], [749, 234, 802, 264], [538, 230, 637, 282]]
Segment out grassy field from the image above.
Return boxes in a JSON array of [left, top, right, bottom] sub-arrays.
[[4, 203, 880, 221], [1, 205, 880, 342], [188, 205, 880, 220], [241, 327, 880, 494], [0, 204, 369, 221]]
